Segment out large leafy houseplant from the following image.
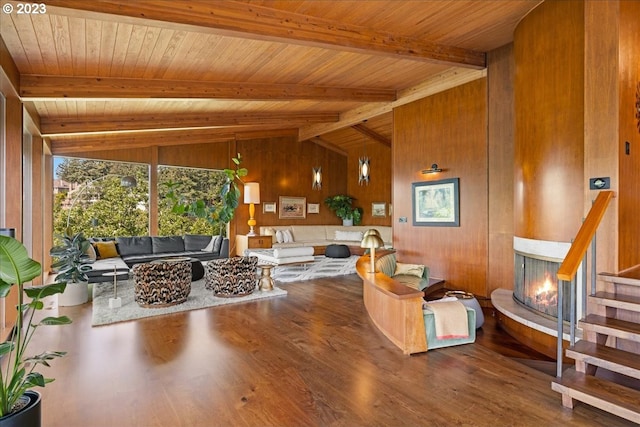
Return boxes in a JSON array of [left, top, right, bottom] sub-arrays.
[[0, 235, 71, 420], [166, 153, 248, 235], [49, 228, 93, 283], [324, 195, 362, 225]]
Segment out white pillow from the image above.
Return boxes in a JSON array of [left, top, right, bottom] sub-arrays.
[[394, 262, 424, 278], [263, 227, 276, 236], [283, 229, 294, 243], [201, 236, 216, 252], [335, 230, 363, 241], [275, 230, 284, 244]]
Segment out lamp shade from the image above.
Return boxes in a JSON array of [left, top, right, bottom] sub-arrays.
[[120, 175, 137, 188], [363, 229, 381, 239], [244, 182, 260, 204], [360, 234, 384, 249]]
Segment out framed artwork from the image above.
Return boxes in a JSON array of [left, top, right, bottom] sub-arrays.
[[279, 196, 306, 219], [412, 178, 460, 227], [308, 203, 320, 214], [372, 202, 386, 217], [263, 202, 276, 213]]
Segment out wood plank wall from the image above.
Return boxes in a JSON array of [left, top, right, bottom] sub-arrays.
[[392, 79, 489, 297], [618, 0, 640, 270], [514, 0, 585, 242], [487, 43, 515, 296], [346, 141, 392, 227]]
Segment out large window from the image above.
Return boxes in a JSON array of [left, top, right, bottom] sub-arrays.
[[157, 165, 227, 236], [53, 158, 149, 239]]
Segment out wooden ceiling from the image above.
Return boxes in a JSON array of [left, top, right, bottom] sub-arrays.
[[0, 0, 542, 154]]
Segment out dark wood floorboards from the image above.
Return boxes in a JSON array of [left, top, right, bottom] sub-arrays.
[[30, 274, 635, 426]]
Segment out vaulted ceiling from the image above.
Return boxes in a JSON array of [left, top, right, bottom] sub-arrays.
[[0, 0, 542, 155]]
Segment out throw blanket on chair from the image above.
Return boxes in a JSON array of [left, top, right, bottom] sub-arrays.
[[425, 299, 469, 339]]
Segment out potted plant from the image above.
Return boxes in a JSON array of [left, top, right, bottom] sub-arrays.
[[324, 195, 362, 226], [0, 235, 71, 426], [166, 153, 247, 242], [49, 228, 94, 306]]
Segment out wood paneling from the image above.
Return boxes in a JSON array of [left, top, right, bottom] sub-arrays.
[[31, 135, 44, 285], [618, 0, 640, 270], [514, 0, 585, 242], [392, 79, 488, 296], [487, 43, 515, 294], [583, 0, 620, 295], [237, 136, 348, 233], [346, 139, 392, 228]]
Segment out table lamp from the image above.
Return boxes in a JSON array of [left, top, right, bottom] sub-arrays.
[[360, 229, 384, 273], [244, 182, 260, 236]]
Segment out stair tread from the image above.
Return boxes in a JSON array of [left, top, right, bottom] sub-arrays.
[[552, 367, 640, 422], [567, 340, 640, 379], [599, 270, 640, 286], [591, 292, 640, 311], [580, 314, 640, 340]]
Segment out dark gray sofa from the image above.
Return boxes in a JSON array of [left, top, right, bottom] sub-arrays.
[[87, 234, 229, 283]]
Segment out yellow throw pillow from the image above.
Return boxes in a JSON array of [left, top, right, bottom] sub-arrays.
[[394, 262, 424, 278], [95, 241, 119, 259]]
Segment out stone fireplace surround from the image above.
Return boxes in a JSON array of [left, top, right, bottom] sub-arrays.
[[491, 236, 584, 341]]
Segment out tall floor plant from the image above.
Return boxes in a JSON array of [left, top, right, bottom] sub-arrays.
[[0, 236, 71, 419]]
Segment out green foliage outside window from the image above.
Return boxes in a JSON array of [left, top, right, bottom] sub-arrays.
[[53, 158, 227, 240]]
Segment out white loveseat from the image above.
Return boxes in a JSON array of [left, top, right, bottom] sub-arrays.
[[258, 225, 392, 255]]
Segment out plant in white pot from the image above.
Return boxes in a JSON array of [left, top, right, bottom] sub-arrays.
[[324, 195, 362, 226], [0, 235, 71, 427], [49, 228, 94, 306]]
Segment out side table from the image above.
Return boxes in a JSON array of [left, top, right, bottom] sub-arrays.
[[102, 268, 129, 309], [257, 264, 275, 292]]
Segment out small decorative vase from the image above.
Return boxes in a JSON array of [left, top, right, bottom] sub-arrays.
[[342, 218, 353, 226], [0, 390, 41, 427]]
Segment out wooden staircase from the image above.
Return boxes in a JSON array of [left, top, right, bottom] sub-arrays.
[[552, 266, 640, 423]]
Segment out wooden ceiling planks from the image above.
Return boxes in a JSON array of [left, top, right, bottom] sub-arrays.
[[0, 0, 542, 153]]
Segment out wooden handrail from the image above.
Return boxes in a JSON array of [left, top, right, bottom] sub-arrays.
[[557, 191, 615, 281]]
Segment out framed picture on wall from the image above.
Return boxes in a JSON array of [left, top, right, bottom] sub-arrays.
[[412, 178, 460, 226], [372, 202, 386, 217], [308, 203, 320, 214], [279, 196, 306, 219], [263, 202, 276, 213]]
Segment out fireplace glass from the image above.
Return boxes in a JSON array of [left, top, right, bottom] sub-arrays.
[[514, 252, 570, 321]]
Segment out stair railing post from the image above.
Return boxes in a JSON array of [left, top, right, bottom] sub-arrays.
[[590, 234, 597, 296], [570, 275, 576, 346], [583, 250, 589, 318], [557, 279, 564, 378]]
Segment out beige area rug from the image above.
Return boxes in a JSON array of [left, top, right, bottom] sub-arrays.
[[91, 278, 287, 326]]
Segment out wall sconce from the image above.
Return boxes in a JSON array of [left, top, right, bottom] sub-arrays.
[[244, 182, 260, 236], [312, 166, 322, 190], [421, 163, 442, 174], [359, 157, 370, 185]]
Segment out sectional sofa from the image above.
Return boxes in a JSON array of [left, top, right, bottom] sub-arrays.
[[87, 234, 229, 282], [258, 225, 392, 255]]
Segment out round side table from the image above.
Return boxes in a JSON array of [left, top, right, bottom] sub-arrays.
[[444, 290, 485, 328], [258, 264, 275, 292]]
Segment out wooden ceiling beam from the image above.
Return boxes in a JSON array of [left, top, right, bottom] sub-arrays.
[[40, 111, 340, 135], [20, 75, 396, 102], [309, 136, 348, 157], [351, 124, 391, 147], [298, 67, 487, 141], [49, 127, 297, 154], [44, 1, 486, 69]]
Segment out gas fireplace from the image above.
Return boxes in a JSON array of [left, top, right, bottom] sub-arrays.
[[513, 252, 571, 322]]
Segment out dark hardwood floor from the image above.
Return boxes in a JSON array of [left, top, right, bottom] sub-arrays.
[[30, 274, 634, 426]]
